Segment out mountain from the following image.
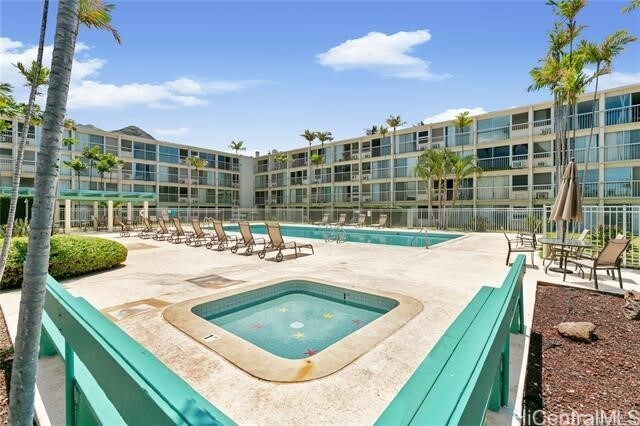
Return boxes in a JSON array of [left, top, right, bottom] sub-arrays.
[[111, 125, 156, 140]]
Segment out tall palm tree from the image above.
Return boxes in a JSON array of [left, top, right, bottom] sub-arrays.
[[453, 111, 473, 156], [187, 156, 207, 211], [450, 154, 482, 211], [229, 140, 246, 155], [81, 145, 102, 187], [9, 1, 121, 421], [579, 31, 636, 196], [301, 129, 316, 147], [417, 149, 454, 229], [0, 0, 51, 288], [63, 158, 88, 188], [415, 153, 436, 223], [385, 115, 405, 207], [8, 0, 80, 422], [316, 131, 333, 148]]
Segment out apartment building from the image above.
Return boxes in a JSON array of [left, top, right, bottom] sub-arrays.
[[253, 84, 640, 209], [0, 123, 253, 210]]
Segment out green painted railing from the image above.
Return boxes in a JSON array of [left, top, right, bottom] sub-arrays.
[[376, 255, 526, 425], [40, 275, 234, 426], [0, 187, 156, 202]]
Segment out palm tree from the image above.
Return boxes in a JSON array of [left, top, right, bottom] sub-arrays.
[[450, 154, 482, 211], [64, 158, 88, 189], [453, 111, 473, 156], [364, 125, 378, 135], [8, 1, 80, 421], [9, 1, 121, 420], [316, 131, 333, 148], [579, 31, 636, 196], [417, 149, 454, 229], [385, 114, 405, 150], [310, 153, 323, 203], [415, 153, 436, 223], [379, 125, 388, 141], [187, 156, 208, 211], [274, 152, 288, 169], [300, 129, 317, 147], [62, 118, 77, 147], [81, 145, 102, 187], [622, 0, 640, 12], [229, 140, 246, 155], [0, 0, 51, 288]]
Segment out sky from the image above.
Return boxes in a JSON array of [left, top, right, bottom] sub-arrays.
[[1, 0, 639, 155]]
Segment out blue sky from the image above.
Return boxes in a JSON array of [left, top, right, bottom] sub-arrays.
[[1, 1, 639, 154]]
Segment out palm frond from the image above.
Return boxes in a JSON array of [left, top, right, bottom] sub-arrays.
[[78, 0, 122, 44]]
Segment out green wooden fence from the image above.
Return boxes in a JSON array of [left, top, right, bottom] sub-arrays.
[[376, 255, 526, 425], [40, 275, 234, 426]]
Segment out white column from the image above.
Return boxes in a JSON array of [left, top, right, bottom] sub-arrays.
[[107, 200, 113, 232], [93, 201, 98, 218], [64, 199, 71, 233], [127, 202, 133, 223], [143, 200, 149, 218]]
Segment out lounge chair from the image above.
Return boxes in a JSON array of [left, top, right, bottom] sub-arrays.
[[370, 214, 388, 228], [504, 232, 536, 266], [567, 238, 630, 289], [153, 217, 171, 241], [258, 222, 314, 262], [168, 218, 191, 244], [115, 217, 133, 237], [348, 213, 366, 227], [207, 219, 238, 251], [313, 213, 329, 226], [186, 218, 214, 247], [138, 217, 154, 239], [331, 214, 346, 227], [230, 221, 266, 255], [91, 215, 107, 231]]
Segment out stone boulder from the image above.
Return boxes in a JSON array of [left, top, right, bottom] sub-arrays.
[[556, 322, 596, 343], [623, 290, 640, 320]]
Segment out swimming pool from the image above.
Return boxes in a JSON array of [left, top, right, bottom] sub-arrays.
[[164, 278, 422, 382], [224, 224, 461, 247]]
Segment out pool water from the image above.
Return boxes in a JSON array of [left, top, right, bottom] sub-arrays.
[[204, 289, 393, 360], [224, 224, 460, 247]]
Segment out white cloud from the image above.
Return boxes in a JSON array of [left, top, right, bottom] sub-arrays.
[[422, 107, 487, 124], [316, 30, 451, 80], [586, 69, 640, 90], [0, 37, 265, 110], [153, 126, 191, 137]]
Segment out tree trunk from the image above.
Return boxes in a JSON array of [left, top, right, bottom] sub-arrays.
[[0, 0, 50, 283], [8, 0, 79, 423], [581, 67, 600, 197]]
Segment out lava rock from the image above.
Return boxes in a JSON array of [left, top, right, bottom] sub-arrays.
[[623, 290, 640, 320], [556, 322, 596, 343]]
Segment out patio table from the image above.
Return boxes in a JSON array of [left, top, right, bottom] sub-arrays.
[[539, 237, 592, 280]]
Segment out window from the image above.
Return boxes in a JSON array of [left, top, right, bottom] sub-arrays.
[[512, 175, 528, 190], [569, 135, 599, 163], [605, 130, 640, 161], [121, 140, 133, 157], [477, 115, 510, 142], [396, 133, 416, 154], [394, 157, 417, 178], [134, 142, 156, 161], [133, 184, 155, 193], [159, 146, 180, 164], [159, 186, 178, 202], [105, 137, 118, 154], [159, 166, 179, 183], [134, 163, 156, 181]]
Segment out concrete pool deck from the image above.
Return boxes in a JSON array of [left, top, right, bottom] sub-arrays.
[[1, 230, 639, 425]]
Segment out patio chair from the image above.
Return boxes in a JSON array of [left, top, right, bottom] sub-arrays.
[[567, 237, 630, 289], [207, 219, 238, 251], [168, 217, 192, 244], [313, 213, 329, 226], [153, 217, 171, 241], [115, 217, 133, 237], [186, 218, 214, 247], [258, 222, 314, 262], [138, 217, 154, 239], [91, 215, 106, 231], [231, 221, 266, 255], [504, 232, 536, 266], [371, 214, 388, 228], [348, 213, 366, 227], [331, 214, 346, 227]]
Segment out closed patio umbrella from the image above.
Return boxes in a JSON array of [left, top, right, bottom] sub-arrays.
[[550, 159, 582, 241]]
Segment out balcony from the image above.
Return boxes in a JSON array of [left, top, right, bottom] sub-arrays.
[[271, 161, 288, 171], [290, 177, 307, 186], [605, 105, 640, 126], [532, 184, 554, 200], [566, 111, 599, 130], [477, 126, 510, 144], [334, 172, 352, 183], [604, 180, 640, 198], [337, 150, 358, 162], [510, 122, 529, 139], [477, 186, 510, 201], [1, 129, 12, 144], [477, 155, 511, 171], [604, 142, 640, 162], [533, 119, 553, 136], [532, 152, 553, 167], [254, 164, 269, 173], [291, 158, 308, 168]]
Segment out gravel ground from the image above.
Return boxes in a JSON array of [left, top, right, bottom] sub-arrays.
[[0, 308, 12, 423], [524, 284, 640, 424]]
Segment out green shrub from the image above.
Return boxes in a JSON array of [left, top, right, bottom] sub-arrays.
[[1, 235, 128, 289]]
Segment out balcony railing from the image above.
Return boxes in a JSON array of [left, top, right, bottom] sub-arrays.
[[604, 180, 640, 198], [532, 184, 554, 200], [533, 119, 553, 136], [254, 164, 269, 173], [566, 111, 599, 130], [290, 177, 307, 186], [1, 129, 12, 144], [291, 158, 308, 168], [532, 152, 553, 167], [605, 105, 640, 126], [604, 142, 640, 162], [477, 126, 510, 143], [271, 161, 288, 171], [477, 186, 510, 200], [478, 155, 511, 171]]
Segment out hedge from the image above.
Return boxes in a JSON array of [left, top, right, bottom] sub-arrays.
[[1, 235, 128, 289]]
